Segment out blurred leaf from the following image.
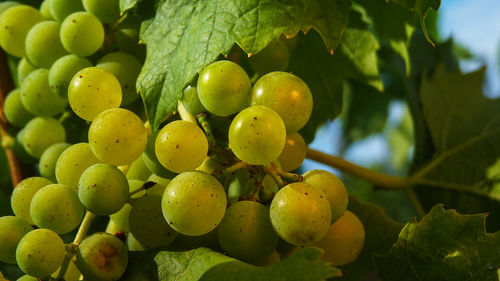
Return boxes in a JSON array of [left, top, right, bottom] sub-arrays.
[[374, 205, 500, 281], [156, 247, 340, 281], [388, 104, 414, 172]]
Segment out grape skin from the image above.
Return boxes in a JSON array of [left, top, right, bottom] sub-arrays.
[[0, 5, 44, 57], [39, 142, 71, 182], [68, 67, 122, 121], [218, 201, 279, 263], [39, 0, 53, 20], [88, 108, 147, 166], [25, 20, 67, 68], [11, 177, 53, 224], [16, 229, 65, 278], [313, 210, 365, 266], [155, 120, 208, 173], [55, 142, 100, 190], [228, 105, 286, 165], [126, 156, 152, 181], [22, 117, 66, 159], [50, 0, 83, 22], [60, 12, 104, 56], [182, 85, 206, 116], [82, 0, 119, 24], [0, 216, 32, 264], [78, 163, 129, 215], [142, 131, 177, 178], [30, 183, 84, 234], [270, 182, 331, 246], [162, 171, 227, 236], [76, 233, 128, 281], [17, 58, 36, 84], [277, 132, 307, 172], [249, 41, 290, 74], [197, 60, 251, 117], [49, 54, 93, 98], [4, 88, 34, 128]]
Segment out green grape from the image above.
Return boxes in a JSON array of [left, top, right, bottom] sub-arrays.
[[128, 179, 145, 198], [129, 195, 178, 248], [126, 233, 145, 251], [218, 201, 279, 262], [0, 5, 44, 57], [3, 88, 34, 127], [13, 129, 37, 164], [270, 182, 331, 246], [197, 60, 251, 116], [17, 275, 38, 281], [313, 210, 365, 266], [146, 174, 170, 196], [182, 85, 206, 116], [251, 72, 313, 132], [39, 0, 53, 19], [228, 105, 286, 165], [30, 183, 84, 234], [49, 54, 93, 98], [55, 142, 100, 190], [0, 1, 19, 16], [0, 216, 32, 264], [76, 233, 128, 281], [126, 156, 151, 181], [51, 258, 81, 281], [174, 228, 221, 251], [88, 108, 147, 166], [303, 169, 348, 223], [155, 120, 208, 173], [162, 171, 227, 236], [227, 169, 253, 204], [39, 142, 70, 182], [249, 41, 290, 74], [49, 0, 83, 22], [60, 12, 104, 56], [20, 69, 68, 117], [142, 131, 177, 178], [22, 117, 66, 158], [96, 52, 141, 105], [115, 15, 145, 60], [82, 0, 119, 24], [25, 21, 67, 68], [277, 132, 307, 172], [109, 203, 132, 232], [68, 67, 122, 121], [78, 164, 129, 215], [16, 229, 65, 278], [11, 177, 53, 224], [17, 57, 36, 84]]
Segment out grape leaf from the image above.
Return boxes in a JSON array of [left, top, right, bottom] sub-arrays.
[[155, 247, 340, 281], [373, 204, 500, 281], [136, 0, 350, 129], [339, 196, 404, 281]]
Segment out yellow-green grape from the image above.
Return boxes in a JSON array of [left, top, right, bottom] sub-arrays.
[[277, 132, 307, 172], [270, 182, 331, 246], [39, 142, 70, 182], [249, 41, 290, 74], [303, 169, 348, 223], [129, 195, 178, 248], [25, 21, 67, 68], [30, 183, 84, 234], [142, 131, 177, 178], [50, 0, 83, 22], [17, 57, 36, 84], [22, 117, 66, 158], [88, 108, 147, 166], [126, 156, 152, 181], [55, 143, 100, 190], [51, 259, 81, 281], [17, 275, 38, 281], [155, 120, 208, 173], [20, 69, 68, 117], [78, 164, 129, 215], [68, 67, 122, 121], [0, 1, 19, 16], [126, 233, 146, 251], [109, 202, 131, 232], [82, 0, 119, 24], [313, 210, 365, 266], [0, 216, 32, 264], [11, 177, 53, 224], [76, 233, 128, 281], [40, 0, 53, 19], [146, 174, 170, 196], [197, 60, 251, 116], [49, 54, 93, 98], [128, 179, 146, 198], [0, 5, 44, 57], [3, 88, 34, 127], [228, 105, 286, 165], [60, 12, 104, 56], [218, 201, 279, 263], [13, 129, 38, 164], [16, 229, 65, 278], [96, 51, 141, 105], [182, 85, 206, 116], [251, 72, 313, 132], [162, 171, 227, 236]]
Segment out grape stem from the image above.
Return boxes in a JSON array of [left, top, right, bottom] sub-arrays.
[[261, 165, 285, 187], [55, 211, 96, 280]]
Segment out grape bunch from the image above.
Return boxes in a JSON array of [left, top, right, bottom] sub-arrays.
[[0, 1, 365, 280]]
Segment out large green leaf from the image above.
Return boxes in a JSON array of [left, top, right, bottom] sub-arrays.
[[136, 0, 350, 129], [374, 205, 500, 281], [155, 247, 340, 281]]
